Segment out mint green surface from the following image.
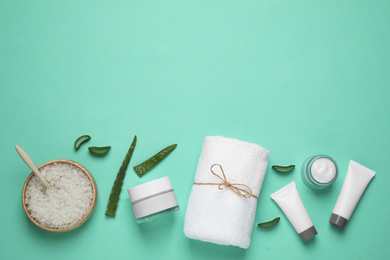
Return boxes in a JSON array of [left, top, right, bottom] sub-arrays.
[[1, 1, 389, 259]]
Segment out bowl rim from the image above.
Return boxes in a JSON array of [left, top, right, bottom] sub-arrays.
[[22, 159, 98, 232]]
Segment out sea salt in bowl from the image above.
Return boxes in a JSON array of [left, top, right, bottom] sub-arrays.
[[22, 159, 97, 232]]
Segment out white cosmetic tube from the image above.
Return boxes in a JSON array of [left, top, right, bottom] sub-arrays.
[[271, 182, 317, 241], [329, 160, 375, 229]]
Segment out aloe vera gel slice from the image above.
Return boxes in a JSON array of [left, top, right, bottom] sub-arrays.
[[258, 217, 280, 228], [88, 146, 111, 155], [74, 135, 91, 151], [272, 165, 295, 173], [134, 144, 177, 177], [105, 136, 137, 217]]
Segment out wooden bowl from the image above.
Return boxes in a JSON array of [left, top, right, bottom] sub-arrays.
[[22, 159, 98, 232]]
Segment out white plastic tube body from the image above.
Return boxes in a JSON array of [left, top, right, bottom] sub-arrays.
[[331, 160, 375, 226], [271, 182, 317, 241]]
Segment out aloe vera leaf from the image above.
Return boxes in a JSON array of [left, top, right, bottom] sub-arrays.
[[134, 144, 177, 177], [88, 146, 111, 155], [272, 165, 295, 173], [74, 135, 91, 151], [258, 217, 280, 228], [105, 135, 137, 217]]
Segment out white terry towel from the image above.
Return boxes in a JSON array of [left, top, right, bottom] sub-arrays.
[[184, 136, 269, 249]]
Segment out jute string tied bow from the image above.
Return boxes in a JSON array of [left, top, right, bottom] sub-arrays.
[[194, 164, 258, 200]]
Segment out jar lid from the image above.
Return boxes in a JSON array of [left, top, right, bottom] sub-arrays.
[[128, 176, 173, 204], [128, 176, 178, 220]]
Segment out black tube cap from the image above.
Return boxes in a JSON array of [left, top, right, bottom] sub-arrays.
[[329, 213, 348, 229], [299, 226, 317, 241]]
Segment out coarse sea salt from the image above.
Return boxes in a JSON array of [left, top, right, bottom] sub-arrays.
[[25, 162, 93, 229]]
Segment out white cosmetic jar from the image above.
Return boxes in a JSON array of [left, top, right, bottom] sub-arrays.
[[302, 155, 338, 189], [128, 176, 179, 224]]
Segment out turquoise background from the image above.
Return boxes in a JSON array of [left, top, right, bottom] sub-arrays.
[[1, 0, 389, 259]]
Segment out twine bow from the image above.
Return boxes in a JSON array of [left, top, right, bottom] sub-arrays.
[[194, 164, 258, 200]]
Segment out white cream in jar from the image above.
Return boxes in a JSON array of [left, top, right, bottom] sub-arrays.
[[311, 158, 337, 183], [302, 155, 338, 189]]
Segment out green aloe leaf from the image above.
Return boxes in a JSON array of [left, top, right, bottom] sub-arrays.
[[134, 144, 177, 177], [272, 165, 295, 173], [258, 217, 280, 228], [105, 135, 137, 217], [88, 146, 111, 155], [74, 135, 91, 151]]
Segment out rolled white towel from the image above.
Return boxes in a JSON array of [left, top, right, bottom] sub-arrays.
[[184, 136, 270, 249]]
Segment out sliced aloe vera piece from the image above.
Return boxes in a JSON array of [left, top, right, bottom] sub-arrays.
[[258, 217, 280, 228], [134, 144, 177, 177], [88, 146, 111, 155], [74, 135, 91, 151], [105, 135, 137, 217], [272, 165, 295, 173]]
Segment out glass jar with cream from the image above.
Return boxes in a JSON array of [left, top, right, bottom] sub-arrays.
[[302, 155, 338, 189], [128, 176, 179, 223]]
